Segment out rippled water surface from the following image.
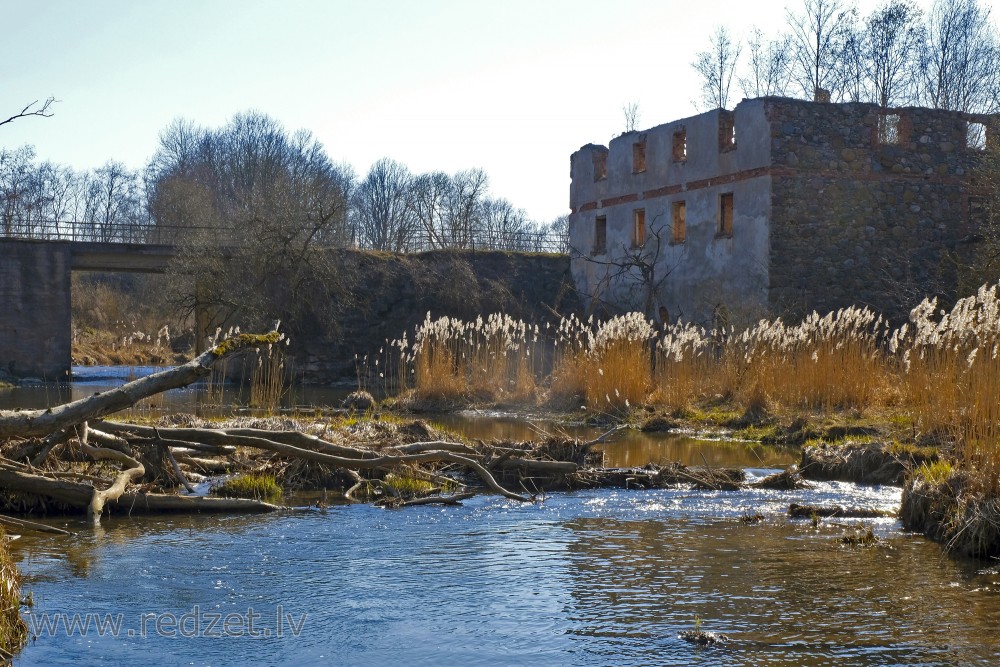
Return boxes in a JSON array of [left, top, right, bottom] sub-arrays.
[[6, 368, 1000, 665], [11, 480, 1000, 667]]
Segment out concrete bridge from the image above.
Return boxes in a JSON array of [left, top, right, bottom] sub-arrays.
[[0, 238, 176, 379]]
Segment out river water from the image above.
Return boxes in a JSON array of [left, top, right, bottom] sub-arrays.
[[5, 369, 1000, 665]]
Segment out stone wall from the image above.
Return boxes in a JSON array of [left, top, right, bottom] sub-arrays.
[[0, 240, 72, 379], [766, 99, 993, 320], [293, 250, 581, 384]]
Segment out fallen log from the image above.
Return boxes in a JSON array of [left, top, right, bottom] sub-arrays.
[[788, 503, 894, 519], [0, 514, 72, 535], [0, 467, 279, 515], [97, 422, 368, 459], [99, 429, 534, 502], [115, 493, 280, 514], [0, 332, 281, 439]]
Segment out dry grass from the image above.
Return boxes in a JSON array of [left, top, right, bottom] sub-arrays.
[[395, 281, 1000, 494], [404, 313, 545, 406], [72, 275, 192, 366], [0, 527, 27, 659], [248, 342, 289, 413]]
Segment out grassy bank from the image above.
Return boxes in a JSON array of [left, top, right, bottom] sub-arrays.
[[72, 326, 190, 366]]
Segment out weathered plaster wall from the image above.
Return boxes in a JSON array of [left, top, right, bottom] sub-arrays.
[[569, 100, 774, 326], [569, 97, 998, 325], [0, 240, 72, 379], [766, 99, 993, 320]]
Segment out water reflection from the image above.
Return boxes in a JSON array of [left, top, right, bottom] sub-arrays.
[[1, 367, 796, 470]]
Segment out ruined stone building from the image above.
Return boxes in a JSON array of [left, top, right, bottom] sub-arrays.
[[568, 97, 998, 326]]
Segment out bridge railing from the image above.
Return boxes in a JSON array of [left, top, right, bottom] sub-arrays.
[[0, 220, 227, 245], [0, 220, 569, 254]]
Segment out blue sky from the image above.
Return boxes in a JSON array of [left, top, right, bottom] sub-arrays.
[[3, 0, 997, 222]]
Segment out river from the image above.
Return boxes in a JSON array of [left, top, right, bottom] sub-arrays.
[[5, 368, 1000, 665]]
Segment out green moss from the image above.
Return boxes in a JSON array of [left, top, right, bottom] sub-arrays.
[[211, 332, 282, 357], [803, 434, 877, 448], [733, 424, 781, 441], [212, 473, 283, 502], [887, 441, 938, 460], [382, 473, 437, 497], [916, 459, 954, 486], [887, 413, 914, 428], [681, 406, 742, 427]]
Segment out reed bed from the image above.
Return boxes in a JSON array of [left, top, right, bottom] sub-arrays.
[[248, 341, 289, 413], [395, 281, 1000, 492], [403, 313, 547, 406]]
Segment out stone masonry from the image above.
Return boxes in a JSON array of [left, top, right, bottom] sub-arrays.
[[0, 240, 72, 379], [568, 97, 999, 325]]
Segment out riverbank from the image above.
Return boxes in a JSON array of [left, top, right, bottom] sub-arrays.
[[71, 327, 191, 367]]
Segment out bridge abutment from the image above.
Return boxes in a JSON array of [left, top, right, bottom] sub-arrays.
[[0, 240, 72, 380]]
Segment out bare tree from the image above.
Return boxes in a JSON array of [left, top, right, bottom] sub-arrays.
[[739, 28, 793, 98], [0, 98, 56, 129], [479, 197, 530, 250], [859, 0, 925, 107], [148, 111, 354, 335], [542, 214, 570, 254], [0, 147, 39, 236], [443, 168, 489, 249], [0, 148, 94, 239], [623, 102, 641, 132], [840, 27, 869, 102], [351, 158, 416, 252], [786, 0, 858, 100], [919, 0, 1000, 113], [692, 26, 742, 110], [572, 217, 675, 320], [409, 171, 452, 250], [82, 161, 145, 243]]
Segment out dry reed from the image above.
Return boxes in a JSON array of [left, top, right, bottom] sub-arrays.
[[395, 282, 1000, 492]]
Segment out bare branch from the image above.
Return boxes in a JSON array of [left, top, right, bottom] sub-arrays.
[[623, 102, 641, 133], [0, 97, 57, 128]]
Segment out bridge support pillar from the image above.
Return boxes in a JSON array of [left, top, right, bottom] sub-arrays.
[[0, 240, 72, 380]]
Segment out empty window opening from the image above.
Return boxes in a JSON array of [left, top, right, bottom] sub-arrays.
[[968, 122, 986, 150], [719, 193, 734, 236], [632, 209, 646, 247], [878, 114, 901, 144], [671, 201, 686, 244], [658, 305, 670, 327], [719, 112, 736, 151], [970, 196, 988, 228], [594, 216, 607, 254], [632, 140, 647, 173], [672, 129, 687, 162], [592, 152, 607, 181]]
